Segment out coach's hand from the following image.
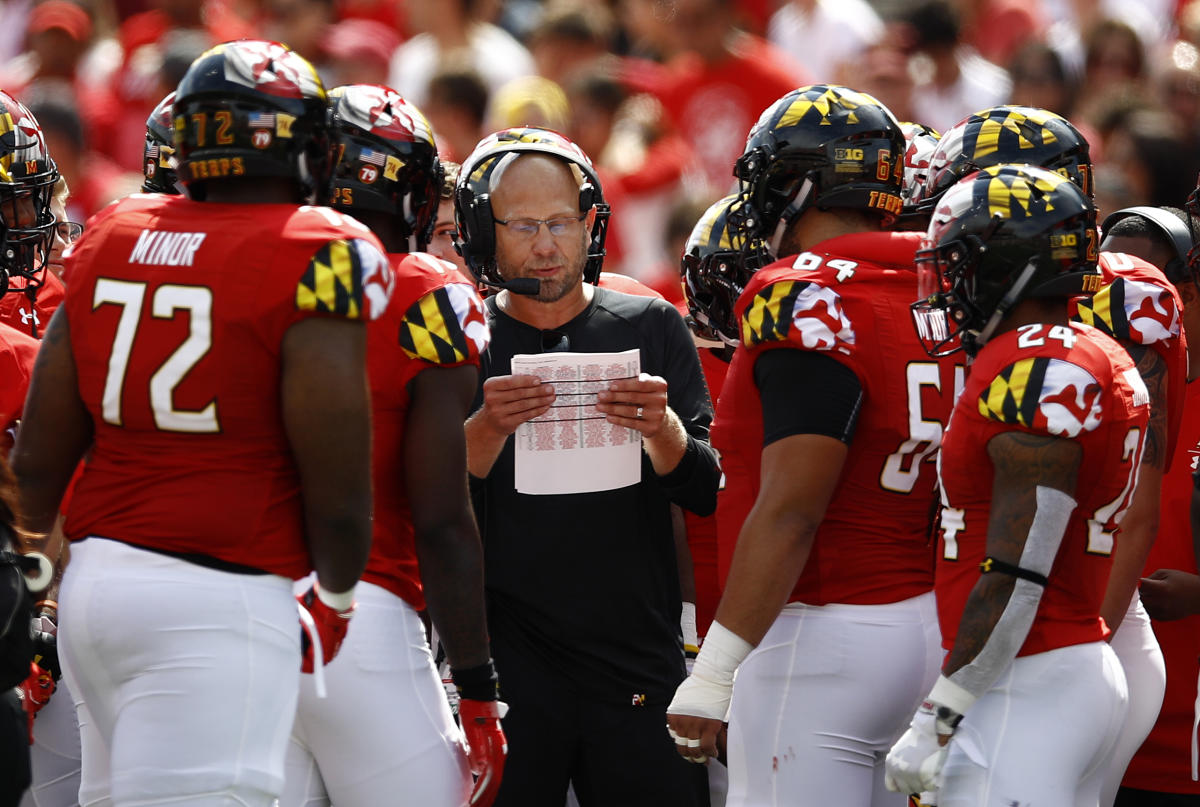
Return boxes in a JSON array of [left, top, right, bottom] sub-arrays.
[[596, 373, 669, 437], [296, 584, 356, 673], [459, 698, 508, 806], [475, 374, 556, 436]]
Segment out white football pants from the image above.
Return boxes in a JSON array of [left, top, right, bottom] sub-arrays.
[[726, 592, 941, 807], [59, 537, 300, 807], [1101, 593, 1166, 806], [939, 641, 1128, 807], [19, 674, 81, 807], [281, 580, 470, 807]]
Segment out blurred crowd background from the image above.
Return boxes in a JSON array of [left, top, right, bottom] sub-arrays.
[[4, 0, 1197, 299]]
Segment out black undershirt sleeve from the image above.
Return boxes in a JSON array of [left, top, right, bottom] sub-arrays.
[[753, 348, 864, 447]]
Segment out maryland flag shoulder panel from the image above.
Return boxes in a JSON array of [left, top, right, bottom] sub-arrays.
[[1074, 275, 1180, 348], [739, 278, 855, 353], [296, 237, 391, 321], [398, 278, 490, 365], [976, 356, 1103, 438]]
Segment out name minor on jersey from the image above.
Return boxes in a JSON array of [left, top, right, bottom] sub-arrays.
[[129, 230, 208, 267]]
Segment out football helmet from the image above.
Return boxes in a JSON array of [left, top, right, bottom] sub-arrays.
[[912, 164, 1099, 357], [681, 194, 771, 346], [0, 90, 58, 287], [143, 91, 179, 194], [172, 40, 331, 203], [734, 84, 905, 247], [916, 106, 1092, 215], [455, 126, 610, 286], [328, 85, 441, 252], [895, 122, 940, 229]]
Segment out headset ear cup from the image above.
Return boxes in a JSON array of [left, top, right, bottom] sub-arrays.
[[579, 183, 595, 214], [455, 186, 496, 278]]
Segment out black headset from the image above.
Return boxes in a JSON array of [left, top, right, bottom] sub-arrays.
[[1100, 206, 1193, 283], [453, 140, 611, 291]]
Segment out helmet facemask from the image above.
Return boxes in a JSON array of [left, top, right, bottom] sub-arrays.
[[0, 165, 57, 286]]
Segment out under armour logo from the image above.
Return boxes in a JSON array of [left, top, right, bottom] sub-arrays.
[[19, 307, 38, 327]]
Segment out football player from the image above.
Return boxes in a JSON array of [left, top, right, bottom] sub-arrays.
[[141, 91, 179, 195], [886, 164, 1147, 805], [0, 91, 66, 338], [280, 83, 504, 807], [915, 105, 1182, 805], [667, 85, 959, 805], [9, 40, 391, 806]]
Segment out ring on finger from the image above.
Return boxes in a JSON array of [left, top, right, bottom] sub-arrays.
[[636, 406, 644, 419]]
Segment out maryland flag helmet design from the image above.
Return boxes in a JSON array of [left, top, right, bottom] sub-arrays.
[[681, 194, 772, 346], [455, 126, 610, 285], [917, 106, 1092, 214], [143, 91, 179, 194], [911, 164, 1099, 357], [173, 40, 330, 203], [329, 84, 441, 252], [0, 90, 59, 285], [896, 121, 940, 229], [734, 84, 905, 242]]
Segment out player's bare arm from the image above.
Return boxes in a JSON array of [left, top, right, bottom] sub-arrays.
[[667, 433, 847, 762], [406, 364, 490, 670], [943, 430, 1081, 676], [465, 374, 555, 478], [11, 308, 92, 544], [281, 317, 372, 594]]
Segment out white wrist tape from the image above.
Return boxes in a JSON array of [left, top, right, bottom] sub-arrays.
[[928, 675, 976, 716], [316, 583, 356, 612], [681, 602, 699, 653], [691, 620, 753, 687]]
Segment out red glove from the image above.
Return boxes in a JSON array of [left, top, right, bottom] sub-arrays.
[[296, 585, 355, 674], [459, 698, 509, 807], [16, 662, 55, 744]]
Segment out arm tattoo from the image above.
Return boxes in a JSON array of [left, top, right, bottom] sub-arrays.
[[1124, 343, 1168, 471], [943, 431, 1081, 675]]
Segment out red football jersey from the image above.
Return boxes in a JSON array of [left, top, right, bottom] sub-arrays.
[[365, 252, 489, 608], [0, 322, 40, 451], [1122, 380, 1200, 793], [936, 322, 1150, 657], [1073, 251, 1186, 466], [714, 231, 961, 606], [63, 194, 391, 577], [0, 270, 64, 338]]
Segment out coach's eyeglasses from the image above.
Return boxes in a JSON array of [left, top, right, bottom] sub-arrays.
[[540, 329, 570, 353], [494, 214, 586, 239], [55, 221, 84, 243]]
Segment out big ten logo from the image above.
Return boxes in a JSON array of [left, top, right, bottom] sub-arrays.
[[834, 147, 864, 161]]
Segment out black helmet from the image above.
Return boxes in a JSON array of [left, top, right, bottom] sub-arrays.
[[0, 90, 58, 286], [328, 84, 441, 252], [455, 126, 610, 285], [173, 40, 331, 203], [912, 163, 1100, 357], [143, 91, 179, 194], [917, 106, 1092, 215], [681, 194, 771, 346], [734, 84, 905, 245]]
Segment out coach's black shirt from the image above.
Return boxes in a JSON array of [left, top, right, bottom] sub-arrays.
[[471, 286, 720, 705]]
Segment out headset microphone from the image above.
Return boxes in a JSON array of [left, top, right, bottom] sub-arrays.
[[479, 277, 541, 295]]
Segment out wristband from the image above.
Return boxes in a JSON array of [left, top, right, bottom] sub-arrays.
[[315, 583, 355, 612], [451, 659, 500, 702], [34, 600, 58, 613], [929, 674, 977, 717], [691, 620, 753, 686], [681, 602, 699, 655]]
